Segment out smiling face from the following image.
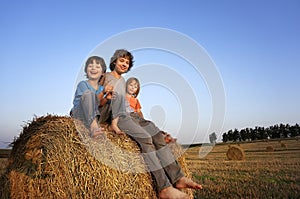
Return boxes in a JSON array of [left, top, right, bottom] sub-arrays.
[[114, 57, 130, 75], [86, 59, 103, 80], [127, 79, 139, 96]]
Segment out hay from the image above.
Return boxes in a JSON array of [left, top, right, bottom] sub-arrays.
[[0, 115, 193, 198], [281, 143, 287, 149], [226, 146, 245, 160], [266, 146, 274, 152]]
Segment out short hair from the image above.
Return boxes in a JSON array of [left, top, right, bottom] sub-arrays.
[[126, 77, 140, 97], [109, 49, 134, 72], [84, 56, 107, 74]]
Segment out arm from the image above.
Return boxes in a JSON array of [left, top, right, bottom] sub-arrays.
[[98, 85, 113, 107], [136, 109, 144, 118], [98, 91, 109, 107], [135, 99, 143, 118], [73, 81, 90, 108]]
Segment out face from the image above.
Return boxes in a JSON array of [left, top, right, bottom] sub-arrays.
[[86, 59, 103, 80], [127, 80, 139, 95], [114, 57, 130, 75]]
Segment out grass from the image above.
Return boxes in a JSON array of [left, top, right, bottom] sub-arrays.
[[1, 139, 299, 198]]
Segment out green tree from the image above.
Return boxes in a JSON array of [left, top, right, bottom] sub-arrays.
[[209, 132, 217, 144]]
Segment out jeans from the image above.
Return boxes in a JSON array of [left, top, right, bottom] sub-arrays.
[[117, 114, 184, 191], [72, 90, 99, 129]]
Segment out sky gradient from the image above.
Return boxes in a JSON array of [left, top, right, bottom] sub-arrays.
[[0, 0, 299, 147]]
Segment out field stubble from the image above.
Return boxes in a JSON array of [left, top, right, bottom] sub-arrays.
[[186, 139, 300, 198]]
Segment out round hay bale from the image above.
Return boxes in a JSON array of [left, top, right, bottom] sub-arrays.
[[281, 143, 287, 149], [0, 115, 193, 198], [226, 146, 245, 160], [266, 145, 274, 152]]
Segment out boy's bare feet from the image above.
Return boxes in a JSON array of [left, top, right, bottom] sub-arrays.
[[107, 124, 114, 132], [110, 124, 125, 135], [175, 177, 202, 190], [159, 186, 190, 199], [91, 127, 103, 138], [90, 119, 104, 138]]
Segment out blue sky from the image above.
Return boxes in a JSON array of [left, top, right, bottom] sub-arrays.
[[0, 0, 299, 147]]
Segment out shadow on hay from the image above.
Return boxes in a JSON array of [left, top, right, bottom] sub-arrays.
[[0, 115, 193, 199]]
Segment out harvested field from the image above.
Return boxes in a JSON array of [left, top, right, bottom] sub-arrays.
[[186, 139, 300, 198]]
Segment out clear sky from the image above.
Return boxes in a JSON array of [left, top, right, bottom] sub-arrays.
[[0, 0, 299, 147]]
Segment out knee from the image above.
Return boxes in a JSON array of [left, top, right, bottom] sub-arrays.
[[138, 137, 155, 152], [153, 132, 167, 147], [81, 90, 94, 99]]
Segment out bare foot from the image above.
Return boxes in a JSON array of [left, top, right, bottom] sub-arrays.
[[91, 127, 103, 138], [90, 119, 104, 138], [107, 124, 114, 132], [159, 186, 190, 199], [175, 177, 202, 190], [110, 124, 125, 135]]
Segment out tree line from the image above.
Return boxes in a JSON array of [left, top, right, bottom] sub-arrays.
[[222, 123, 300, 142]]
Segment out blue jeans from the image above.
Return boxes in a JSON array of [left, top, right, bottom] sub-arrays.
[[117, 114, 184, 191], [72, 90, 99, 130]]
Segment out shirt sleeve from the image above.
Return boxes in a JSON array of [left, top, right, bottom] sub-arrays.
[[73, 81, 89, 108], [95, 85, 104, 95], [76, 81, 89, 96]]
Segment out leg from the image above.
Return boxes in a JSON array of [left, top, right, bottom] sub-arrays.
[[152, 132, 185, 184], [135, 118, 202, 190], [90, 118, 103, 137], [73, 90, 102, 137], [117, 115, 171, 191], [98, 102, 112, 124], [118, 116, 192, 198], [110, 116, 125, 135]]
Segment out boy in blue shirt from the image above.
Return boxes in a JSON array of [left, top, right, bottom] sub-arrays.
[[71, 56, 112, 137]]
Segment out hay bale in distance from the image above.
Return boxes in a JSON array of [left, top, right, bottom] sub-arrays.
[[0, 115, 193, 198], [281, 143, 287, 149], [226, 146, 245, 160], [266, 145, 274, 152]]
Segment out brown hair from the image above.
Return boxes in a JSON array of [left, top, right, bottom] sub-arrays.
[[109, 49, 134, 72], [126, 77, 140, 97], [84, 56, 107, 75]]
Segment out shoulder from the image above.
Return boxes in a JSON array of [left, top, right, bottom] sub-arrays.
[[136, 98, 141, 107], [77, 80, 88, 86], [105, 72, 114, 80], [103, 72, 114, 84], [76, 80, 89, 90]]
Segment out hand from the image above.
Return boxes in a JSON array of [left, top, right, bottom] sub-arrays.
[[104, 85, 113, 93]]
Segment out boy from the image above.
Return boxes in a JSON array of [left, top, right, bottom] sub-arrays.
[[71, 56, 110, 137], [101, 49, 202, 199]]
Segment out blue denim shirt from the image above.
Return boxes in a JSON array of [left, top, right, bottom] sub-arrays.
[[72, 80, 104, 109]]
